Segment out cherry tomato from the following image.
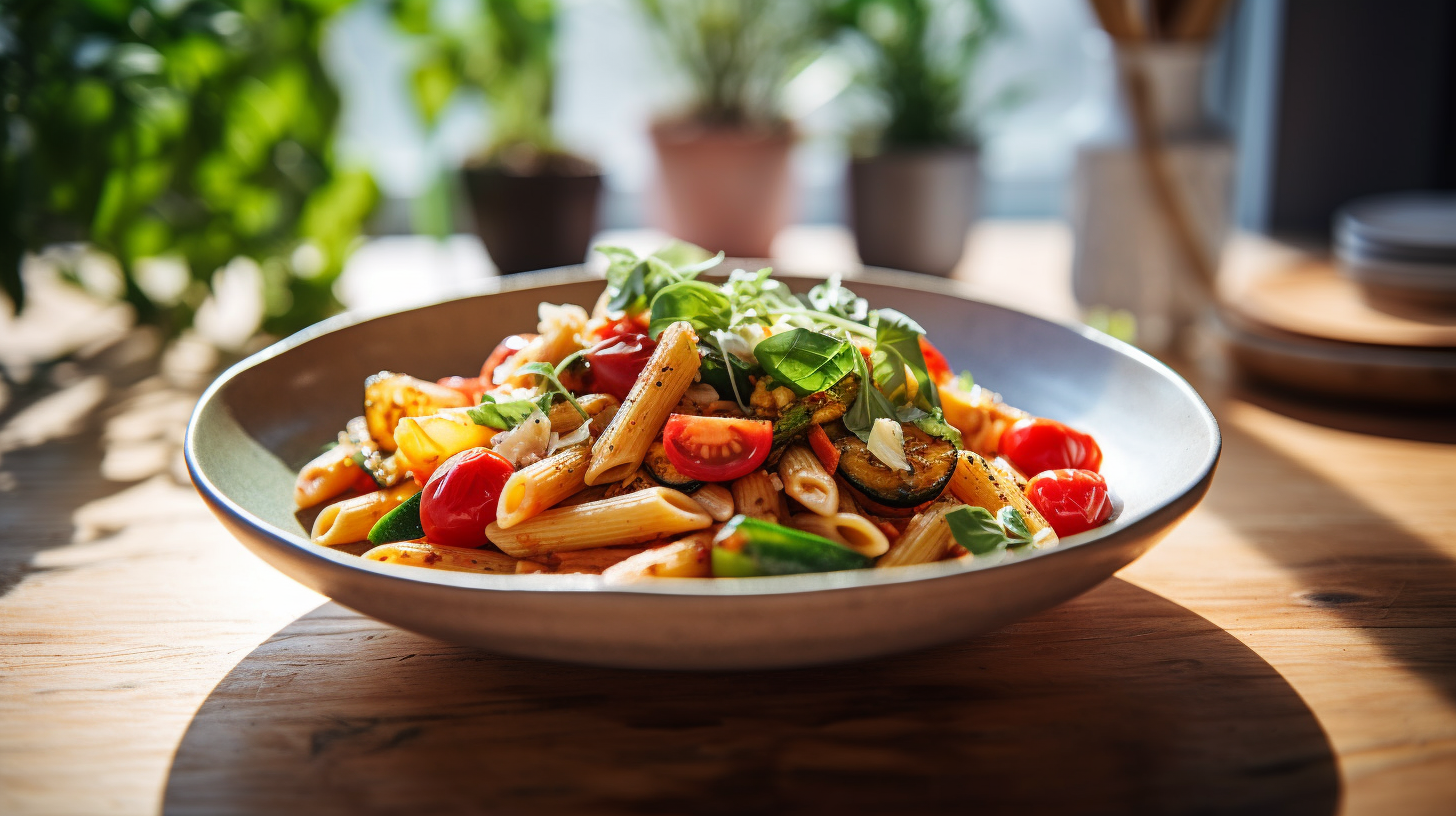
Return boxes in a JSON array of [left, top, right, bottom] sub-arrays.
[[591, 316, 648, 343], [480, 334, 536, 385], [1001, 417, 1103, 475], [662, 414, 773, 482], [584, 332, 657, 401], [1026, 469, 1112, 536], [919, 337, 953, 385], [419, 447, 514, 549], [436, 375, 488, 403], [806, 423, 840, 472]]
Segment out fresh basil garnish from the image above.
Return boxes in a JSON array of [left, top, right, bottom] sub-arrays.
[[844, 343, 900, 442], [753, 328, 858, 398], [871, 308, 940, 414], [648, 280, 733, 339], [945, 505, 1033, 555], [598, 243, 724, 315], [516, 361, 589, 419], [467, 392, 553, 430]]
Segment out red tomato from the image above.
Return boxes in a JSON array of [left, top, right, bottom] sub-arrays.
[[480, 334, 536, 385], [419, 447, 514, 549], [1001, 417, 1103, 475], [1026, 469, 1112, 536], [806, 423, 840, 472], [662, 414, 772, 482], [436, 375, 488, 403], [585, 332, 657, 401], [919, 337, 953, 385], [590, 316, 648, 343]]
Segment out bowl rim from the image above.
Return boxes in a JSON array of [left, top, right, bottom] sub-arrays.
[[185, 264, 1221, 598]]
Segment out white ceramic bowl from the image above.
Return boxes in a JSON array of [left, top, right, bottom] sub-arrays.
[[186, 268, 1220, 670]]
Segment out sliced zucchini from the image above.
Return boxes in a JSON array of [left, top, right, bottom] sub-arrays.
[[367, 491, 424, 545], [712, 515, 870, 576], [833, 423, 956, 508], [642, 441, 703, 492], [771, 374, 859, 449]]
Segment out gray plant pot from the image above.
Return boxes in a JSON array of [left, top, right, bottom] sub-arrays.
[[849, 148, 980, 277]]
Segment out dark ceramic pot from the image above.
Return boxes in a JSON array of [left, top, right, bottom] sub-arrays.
[[850, 147, 979, 277], [463, 164, 602, 275]]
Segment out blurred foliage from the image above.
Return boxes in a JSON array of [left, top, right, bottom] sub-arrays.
[[390, 0, 558, 162], [638, 0, 830, 128], [0, 0, 376, 335], [825, 0, 1006, 151]]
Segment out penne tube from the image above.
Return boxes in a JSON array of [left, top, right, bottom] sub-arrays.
[[495, 445, 591, 528], [690, 482, 735, 522], [360, 541, 519, 574], [877, 502, 958, 568], [949, 451, 1056, 544], [294, 445, 363, 508], [585, 321, 700, 485], [486, 486, 713, 558], [549, 393, 618, 434], [312, 481, 421, 546], [731, 469, 786, 522], [787, 512, 890, 558], [602, 531, 716, 582], [548, 546, 651, 574], [392, 407, 495, 481], [777, 445, 839, 517]]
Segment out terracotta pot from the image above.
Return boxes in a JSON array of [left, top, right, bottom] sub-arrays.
[[462, 162, 602, 275], [849, 148, 979, 277], [651, 121, 794, 258]]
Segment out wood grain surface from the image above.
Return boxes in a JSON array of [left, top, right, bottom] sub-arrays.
[[2, 224, 1454, 815]]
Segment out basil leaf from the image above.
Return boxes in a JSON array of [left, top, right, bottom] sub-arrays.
[[649, 280, 733, 339], [871, 308, 940, 413], [912, 407, 964, 449], [517, 361, 588, 419], [596, 243, 724, 315], [807, 275, 868, 323], [754, 328, 858, 398], [467, 393, 552, 430], [945, 505, 1015, 555], [844, 343, 900, 442], [997, 506, 1033, 546]]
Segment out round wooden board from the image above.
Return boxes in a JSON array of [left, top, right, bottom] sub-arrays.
[[1224, 259, 1456, 348]]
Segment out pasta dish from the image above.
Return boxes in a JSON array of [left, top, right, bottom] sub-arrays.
[[294, 244, 1113, 581]]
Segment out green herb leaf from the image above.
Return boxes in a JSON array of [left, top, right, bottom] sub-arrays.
[[517, 361, 589, 419], [997, 506, 1033, 546], [598, 243, 724, 315], [844, 344, 900, 442], [467, 392, 553, 430], [649, 280, 733, 339], [871, 308, 940, 414], [806, 275, 868, 323], [754, 328, 858, 398], [912, 407, 964, 449], [945, 505, 1016, 555]]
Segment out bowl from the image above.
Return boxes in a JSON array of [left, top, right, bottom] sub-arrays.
[[185, 268, 1220, 670]]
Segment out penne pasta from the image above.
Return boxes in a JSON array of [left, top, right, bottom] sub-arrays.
[[549, 393, 618, 434], [495, 444, 592, 528], [788, 512, 890, 558], [485, 486, 713, 558], [732, 469, 787, 522], [777, 445, 839, 517], [294, 445, 363, 508], [548, 546, 651, 574], [602, 531, 716, 582], [360, 541, 520, 574], [877, 502, 958, 568], [585, 321, 700, 485], [312, 481, 421, 546], [690, 482, 735, 522], [949, 451, 1056, 545]]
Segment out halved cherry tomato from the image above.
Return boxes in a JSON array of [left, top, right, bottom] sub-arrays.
[[437, 375, 488, 403], [480, 334, 536, 385], [806, 423, 840, 472], [1026, 469, 1112, 536], [585, 332, 657, 401], [419, 447, 514, 549], [662, 414, 772, 482], [591, 315, 648, 343], [919, 337, 952, 385], [1001, 417, 1103, 475]]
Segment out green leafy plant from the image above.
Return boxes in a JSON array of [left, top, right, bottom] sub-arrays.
[[638, 0, 830, 127], [0, 0, 377, 334], [825, 0, 1005, 151]]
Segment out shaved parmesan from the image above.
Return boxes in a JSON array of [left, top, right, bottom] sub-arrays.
[[867, 418, 910, 472]]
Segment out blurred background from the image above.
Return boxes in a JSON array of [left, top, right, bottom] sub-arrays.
[[2, 0, 1454, 402]]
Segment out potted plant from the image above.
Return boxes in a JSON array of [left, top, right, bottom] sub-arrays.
[[395, 0, 600, 274], [637, 0, 827, 258], [826, 0, 1005, 276]]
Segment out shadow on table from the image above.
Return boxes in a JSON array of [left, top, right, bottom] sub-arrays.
[[162, 579, 1338, 816]]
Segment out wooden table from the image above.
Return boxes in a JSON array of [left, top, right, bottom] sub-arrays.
[[2, 224, 1454, 815]]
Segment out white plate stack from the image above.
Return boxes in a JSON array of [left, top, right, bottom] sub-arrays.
[[1336, 193, 1456, 310]]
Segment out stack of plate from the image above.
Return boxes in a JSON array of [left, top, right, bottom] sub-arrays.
[[1336, 193, 1456, 309]]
